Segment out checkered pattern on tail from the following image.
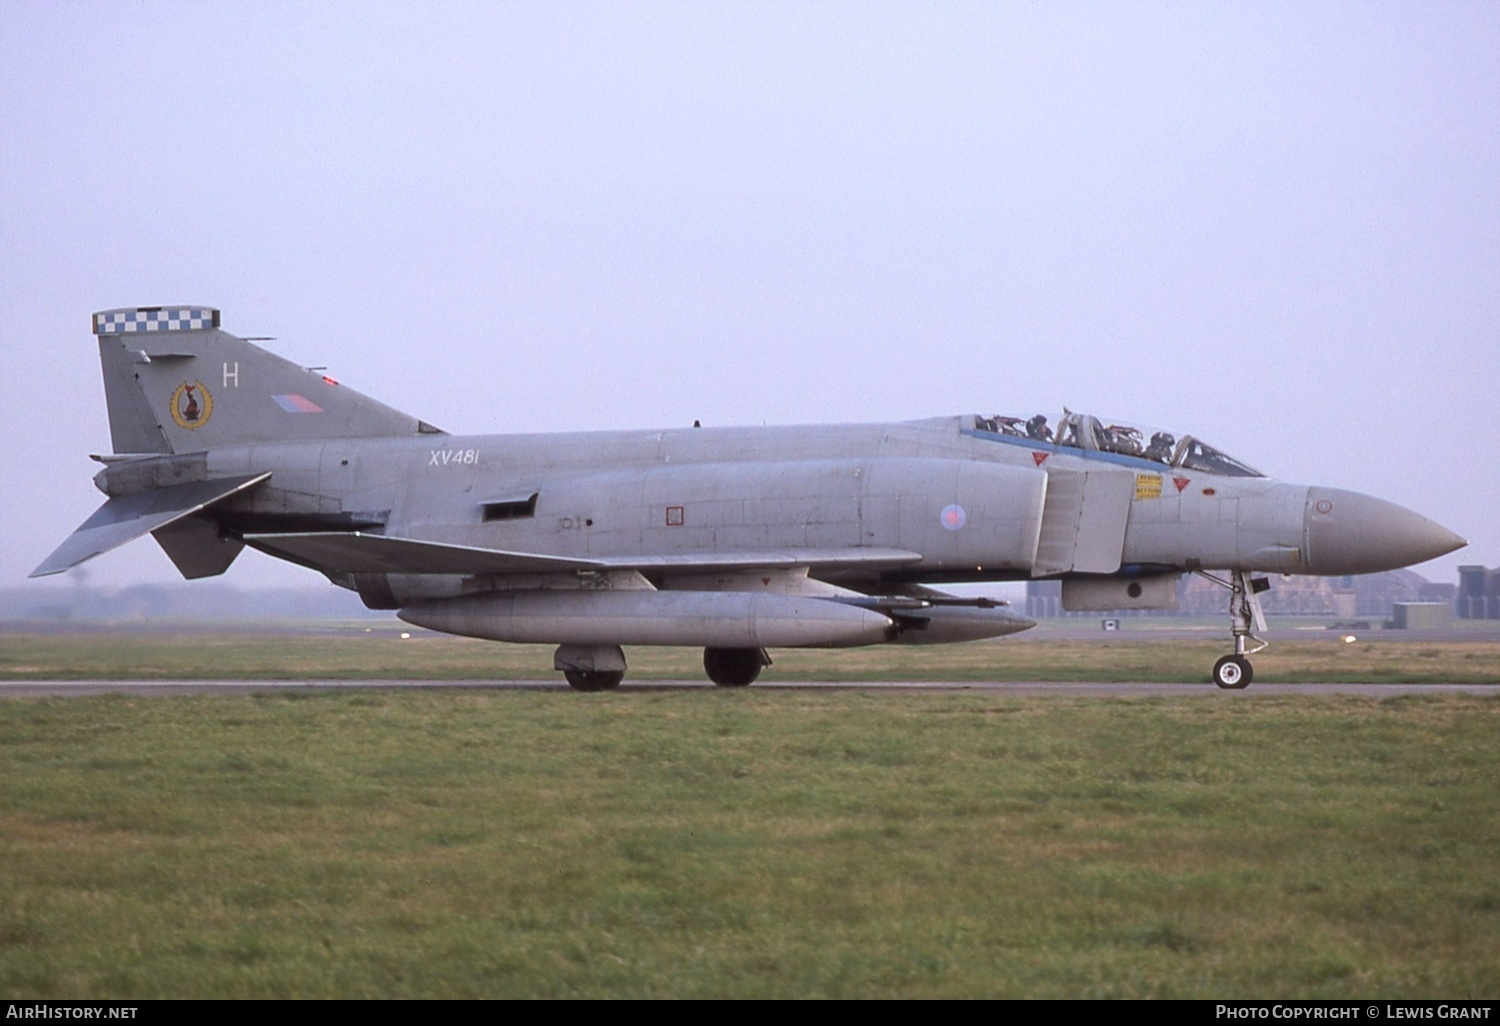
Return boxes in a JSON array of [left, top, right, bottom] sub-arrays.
[[92, 307, 221, 334]]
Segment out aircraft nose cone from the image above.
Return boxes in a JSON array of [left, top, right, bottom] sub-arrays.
[[1304, 487, 1466, 575]]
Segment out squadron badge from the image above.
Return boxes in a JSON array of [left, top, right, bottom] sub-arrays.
[[169, 381, 213, 429]]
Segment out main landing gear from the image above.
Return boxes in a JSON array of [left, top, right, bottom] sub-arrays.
[[554, 644, 771, 690], [1197, 570, 1270, 690], [703, 647, 771, 687], [556, 644, 627, 692], [563, 670, 623, 692]]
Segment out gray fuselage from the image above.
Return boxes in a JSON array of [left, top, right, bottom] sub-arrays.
[[184, 414, 1388, 594]]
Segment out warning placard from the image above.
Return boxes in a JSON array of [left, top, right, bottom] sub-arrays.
[[1135, 474, 1163, 500]]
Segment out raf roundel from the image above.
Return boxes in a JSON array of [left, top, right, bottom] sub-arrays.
[[169, 381, 213, 430], [940, 503, 967, 531]]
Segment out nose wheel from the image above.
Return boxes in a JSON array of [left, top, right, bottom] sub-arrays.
[[1212, 654, 1252, 689], [1197, 570, 1269, 689]]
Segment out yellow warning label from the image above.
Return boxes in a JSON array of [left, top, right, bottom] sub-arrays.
[[1135, 474, 1163, 500]]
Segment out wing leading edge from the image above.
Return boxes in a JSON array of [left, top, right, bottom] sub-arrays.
[[241, 531, 922, 577]]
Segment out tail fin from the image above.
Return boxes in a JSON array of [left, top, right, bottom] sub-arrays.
[[94, 305, 442, 454]]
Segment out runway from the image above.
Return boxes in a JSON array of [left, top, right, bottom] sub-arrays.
[[3, 679, 1498, 698]]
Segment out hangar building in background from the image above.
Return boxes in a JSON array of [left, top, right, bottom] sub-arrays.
[[1458, 566, 1500, 620]]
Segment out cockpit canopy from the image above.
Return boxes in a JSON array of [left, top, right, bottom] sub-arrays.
[[974, 410, 1264, 477]]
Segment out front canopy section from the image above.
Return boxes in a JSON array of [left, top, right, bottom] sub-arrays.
[[973, 410, 1263, 477]]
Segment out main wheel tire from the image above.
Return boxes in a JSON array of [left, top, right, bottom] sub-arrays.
[[703, 647, 763, 687], [1212, 655, 1252, 690], [564, 670, 623, 692]]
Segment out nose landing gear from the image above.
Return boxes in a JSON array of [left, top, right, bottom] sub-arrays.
[[1198, 570, 1269, 689], [1212, 654, 1251, 689]]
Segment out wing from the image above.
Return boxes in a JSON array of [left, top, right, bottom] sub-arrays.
[[241, 530, 922, 577], [30, 473, 272, 577], [604, 549, 922, 573], [242, 532, 605, 575]]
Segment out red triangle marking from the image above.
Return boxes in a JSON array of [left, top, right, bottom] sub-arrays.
[[1173, 476, 1191, 492], [1032, 452, 1048, 466], [761, 577, 771, 586]]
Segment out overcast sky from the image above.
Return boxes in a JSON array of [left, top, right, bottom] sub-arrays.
[[2, 1, 1495, 594]]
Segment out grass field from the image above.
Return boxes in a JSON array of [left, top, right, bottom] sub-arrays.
[[4, 628, 1500, 683], [1, 685, 1498, 998], [2, 630, 1498, 997]]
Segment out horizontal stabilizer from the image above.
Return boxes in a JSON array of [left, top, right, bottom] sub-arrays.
[[30, 473, 271, 577], [242, 532, 923, 578]]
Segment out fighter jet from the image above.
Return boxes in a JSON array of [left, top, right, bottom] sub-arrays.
[[33, 306, 1466, 690]]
